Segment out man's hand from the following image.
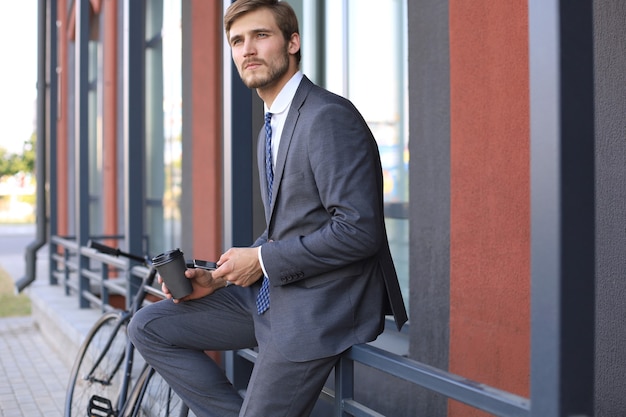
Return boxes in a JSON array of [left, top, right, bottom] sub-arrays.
[[212, 247, 263, 287], [159, 268, 228, 303]]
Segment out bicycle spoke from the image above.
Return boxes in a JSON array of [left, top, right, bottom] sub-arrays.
[[124, 367, 188, 417], [65, 312, 128, 417]]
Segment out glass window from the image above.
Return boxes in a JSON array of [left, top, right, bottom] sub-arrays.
[[145, 0, 182, 254], [161, 0, 183, 251], [89, 41, 102, 233], [323, 0, 410, 313]]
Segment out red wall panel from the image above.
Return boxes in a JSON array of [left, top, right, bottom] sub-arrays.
[[190, 0, 223, 260], [448, 2, 530, 415]]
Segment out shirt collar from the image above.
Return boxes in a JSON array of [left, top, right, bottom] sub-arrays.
[[265, 71, 304, 115]]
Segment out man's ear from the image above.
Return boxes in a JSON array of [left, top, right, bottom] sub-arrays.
[[288, 32, 301, 56]]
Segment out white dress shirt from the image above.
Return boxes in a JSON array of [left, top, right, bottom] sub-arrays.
[[264, 71, 304, 169], [258, 71, 304, 278]]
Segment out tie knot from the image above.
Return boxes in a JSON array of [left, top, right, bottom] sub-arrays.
[[265, 112, 272, 124]]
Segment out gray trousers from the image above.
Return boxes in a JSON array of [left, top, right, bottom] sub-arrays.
[[127, 283, 340, 417]]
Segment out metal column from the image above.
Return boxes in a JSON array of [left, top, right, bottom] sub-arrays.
[[123, 0, 146, 303], [529, 1, 595, 416], [75, 0, 91, 308], [222, 0, 262, 391], [48, 0, 58, 284]]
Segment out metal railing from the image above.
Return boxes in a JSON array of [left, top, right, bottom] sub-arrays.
[[50, 235, 154, 312], [335, 345, 528, 416], [50, 236, 531, 416], [227, 345, 529, 417]]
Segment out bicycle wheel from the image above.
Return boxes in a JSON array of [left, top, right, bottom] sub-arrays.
[[122, 365, 189, 417], [65, 311, 129, 417]]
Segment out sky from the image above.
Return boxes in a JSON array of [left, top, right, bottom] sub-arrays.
[[0, 2, 38, 155]]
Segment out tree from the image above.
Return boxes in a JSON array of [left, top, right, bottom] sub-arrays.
[[19, 133, 36, 173], [0, 133, 36, 178]]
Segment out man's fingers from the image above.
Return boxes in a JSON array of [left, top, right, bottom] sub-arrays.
[[161, 282, 173, 299]]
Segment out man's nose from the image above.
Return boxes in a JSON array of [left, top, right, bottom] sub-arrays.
[[242, 39, 256, 56]]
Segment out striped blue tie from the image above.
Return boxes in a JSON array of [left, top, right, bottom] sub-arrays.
[[264, 112, 274, 206], [257, 112, 272, 314]]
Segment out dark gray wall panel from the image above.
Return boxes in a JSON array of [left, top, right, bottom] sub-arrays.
[[593, 2, 626, 416], [408, 0, 451, 416]]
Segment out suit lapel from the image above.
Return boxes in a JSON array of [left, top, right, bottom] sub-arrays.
[[268, 77, 313, 218], [257, 127, 272, 223]]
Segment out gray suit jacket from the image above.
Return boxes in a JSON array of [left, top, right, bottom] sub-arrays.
[[254, 76, 407, 362]]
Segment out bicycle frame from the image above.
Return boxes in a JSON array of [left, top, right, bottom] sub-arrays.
[[69, 240, 209, 417], [86, 241, 159, 415], [117, 268, 158, 412]]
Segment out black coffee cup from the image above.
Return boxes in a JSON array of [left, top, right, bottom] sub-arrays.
[[152, 249, 193, 299]]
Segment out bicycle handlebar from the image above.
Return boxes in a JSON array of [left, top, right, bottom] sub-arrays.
[[88, 240, 147, 264], [88, 240, 218, 271]]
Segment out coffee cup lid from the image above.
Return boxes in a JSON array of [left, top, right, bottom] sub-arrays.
[[152, 248, 184, 266]]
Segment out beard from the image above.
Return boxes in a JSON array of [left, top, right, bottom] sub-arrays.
[[239, 45, 290, 89]]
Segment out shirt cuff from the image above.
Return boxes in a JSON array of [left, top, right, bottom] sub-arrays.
[[258, 245, 269, 278]]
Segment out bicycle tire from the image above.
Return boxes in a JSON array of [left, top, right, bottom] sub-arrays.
[[122, 365, 189, 417], [65, 311, 129, 417]]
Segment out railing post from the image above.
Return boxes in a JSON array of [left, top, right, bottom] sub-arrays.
[[63, 246, 71, 295], [100, 263, 109, 313], [49, 240, 59, 286], [334, 353, 354, 416]]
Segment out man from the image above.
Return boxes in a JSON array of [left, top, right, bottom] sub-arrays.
[[128, 1, 407, 416]]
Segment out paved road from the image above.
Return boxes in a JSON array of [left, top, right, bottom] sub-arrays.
[[0, 224, 36, 284], [0, 224, 70, 417]]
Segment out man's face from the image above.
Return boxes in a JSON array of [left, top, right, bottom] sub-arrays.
[[228, 8, 292, 90]]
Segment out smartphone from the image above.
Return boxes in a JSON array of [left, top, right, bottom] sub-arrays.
[[192, 259, 217, 271]]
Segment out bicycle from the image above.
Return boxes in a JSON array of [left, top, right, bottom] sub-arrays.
[[64, 240, 215, 417]]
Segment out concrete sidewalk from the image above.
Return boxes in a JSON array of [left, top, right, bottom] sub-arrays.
[[0, 224, 96, 417], [0, 316, 69, 416]]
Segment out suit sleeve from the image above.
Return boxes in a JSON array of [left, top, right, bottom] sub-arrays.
[[262, 97, 386, 284]]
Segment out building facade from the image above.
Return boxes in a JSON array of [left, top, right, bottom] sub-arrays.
[[34, 0, 626, 416]]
